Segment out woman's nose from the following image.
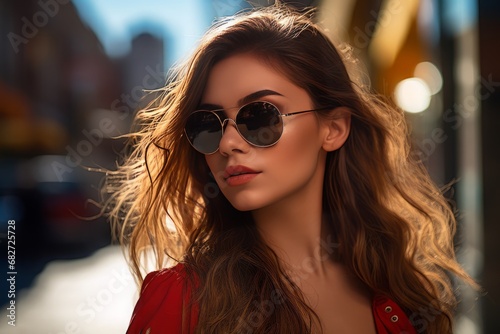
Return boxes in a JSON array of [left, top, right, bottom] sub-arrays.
[[218, 119, 250, 155]]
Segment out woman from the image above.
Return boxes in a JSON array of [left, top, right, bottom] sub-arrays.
[[103, 4, 475, 333]]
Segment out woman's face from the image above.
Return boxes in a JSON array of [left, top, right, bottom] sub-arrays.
[[202, 53, 330, 212]]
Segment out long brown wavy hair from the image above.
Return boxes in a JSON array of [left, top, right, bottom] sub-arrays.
[[102, 4, 476, 333]]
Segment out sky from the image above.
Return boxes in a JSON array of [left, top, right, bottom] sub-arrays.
[[72, 0, 249, 67]]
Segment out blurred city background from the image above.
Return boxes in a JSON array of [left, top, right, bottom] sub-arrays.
[[0, 0, 498, 333]]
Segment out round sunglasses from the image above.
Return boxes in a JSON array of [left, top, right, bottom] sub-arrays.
[[184, 101, 333, 154]]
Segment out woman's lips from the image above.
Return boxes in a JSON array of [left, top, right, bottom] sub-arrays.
[[223, 165, 261, 186], [225, 173, 259, 186]]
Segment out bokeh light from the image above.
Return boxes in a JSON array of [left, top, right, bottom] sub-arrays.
[[414, 61, 443, 95], [394, 77, 432, 113]]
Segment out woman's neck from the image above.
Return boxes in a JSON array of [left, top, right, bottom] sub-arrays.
[[251, 184, 338, 280]]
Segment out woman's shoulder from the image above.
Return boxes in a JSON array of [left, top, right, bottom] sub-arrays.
[[140, 263, 190, 294], [126, 263, 198, 334]]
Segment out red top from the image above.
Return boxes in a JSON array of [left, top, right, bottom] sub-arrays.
[[127, 263, 417, 334]]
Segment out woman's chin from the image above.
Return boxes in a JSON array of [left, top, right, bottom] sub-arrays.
[[225, 197, 266, 212]]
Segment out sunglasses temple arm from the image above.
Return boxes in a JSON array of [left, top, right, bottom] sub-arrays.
[[281, 106, 334, 118]]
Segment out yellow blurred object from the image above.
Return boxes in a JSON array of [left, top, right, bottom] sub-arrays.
[[368, 0, 420, 68]]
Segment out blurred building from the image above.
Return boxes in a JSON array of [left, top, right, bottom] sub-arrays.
[[0, 0, 113, 290], [0, 0, 166, 306], [477, 1, 500, 333]]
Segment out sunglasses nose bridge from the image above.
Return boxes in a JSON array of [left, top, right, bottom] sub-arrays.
[[219, 117, 249, 150], [220, 118, 237, 132]]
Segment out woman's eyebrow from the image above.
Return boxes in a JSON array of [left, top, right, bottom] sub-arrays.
[[237, 89, 283, 106], [198, 89, 284, 111]]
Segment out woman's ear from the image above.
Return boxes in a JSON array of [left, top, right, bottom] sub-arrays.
[[321, 107, 351, 152]]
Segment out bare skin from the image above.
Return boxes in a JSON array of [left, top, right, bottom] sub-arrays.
[[297, 260, 376, 334]]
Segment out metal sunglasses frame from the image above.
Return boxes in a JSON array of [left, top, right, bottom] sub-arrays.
[[184, 101, 333, 154]]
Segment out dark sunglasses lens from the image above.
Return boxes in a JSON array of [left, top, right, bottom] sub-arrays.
[[185, 112, 221, 154], [237, 102, 282, 146]]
